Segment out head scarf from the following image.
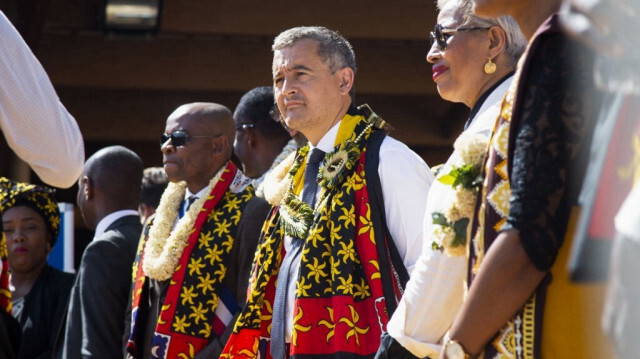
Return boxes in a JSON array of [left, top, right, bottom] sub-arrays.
[[0, 177, 60, 244]]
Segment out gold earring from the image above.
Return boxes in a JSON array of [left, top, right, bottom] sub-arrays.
[[484, 57, 497, 74]]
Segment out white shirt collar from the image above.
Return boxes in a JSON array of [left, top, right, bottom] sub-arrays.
[[94, 209, 139, 240], [311, 120, 342, 154], [185, 185, 210, 201]]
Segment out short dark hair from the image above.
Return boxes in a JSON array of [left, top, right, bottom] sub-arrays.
[[140, 167, 168, 209], [85, 145, 143, 208], [234, 86, 290, 140]]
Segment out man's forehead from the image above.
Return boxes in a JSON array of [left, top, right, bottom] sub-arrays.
[[272, 40, 322, 71], [165, 111, 199, 132]]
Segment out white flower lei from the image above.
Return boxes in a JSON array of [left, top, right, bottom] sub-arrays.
[[432, 132, 488, 257], [142, 166, 226, 280]]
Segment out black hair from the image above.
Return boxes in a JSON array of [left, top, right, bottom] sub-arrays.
[[234, 86, 290, 140]]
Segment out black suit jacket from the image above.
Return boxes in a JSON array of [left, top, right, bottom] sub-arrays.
[[62, 214, 142, 359]]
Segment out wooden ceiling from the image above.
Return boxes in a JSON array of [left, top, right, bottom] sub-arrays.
[[1, 0, 468, 176]]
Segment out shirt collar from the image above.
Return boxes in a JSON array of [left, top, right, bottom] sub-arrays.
[[185, 185, 210, 201], [466, 73, 514, 129], [312, 120, 342, 154], [308, 104, 360, 155], [94, 209, 139, 240]]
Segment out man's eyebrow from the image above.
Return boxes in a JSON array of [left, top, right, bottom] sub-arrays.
[[290, 64, 313, 72], [274, 64, 313, 75]]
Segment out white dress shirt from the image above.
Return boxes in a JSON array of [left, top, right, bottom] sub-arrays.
[[615, 185, 640, 243], [94, 209, 140, 240], [0, 11, 84, 188], [284, 120, 434, 342], [386, 77, 513, 358]]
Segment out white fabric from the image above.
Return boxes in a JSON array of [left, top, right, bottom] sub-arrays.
[[386, 77, 513, 358], [0, 11, 84, 188], [184, 185, 211, 202], [615, 185, 640, 243], [284, 119, 434, 342], [93, 209, 139, 239]]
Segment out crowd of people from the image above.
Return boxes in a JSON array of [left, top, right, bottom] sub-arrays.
[[0, 0, 638, 358]]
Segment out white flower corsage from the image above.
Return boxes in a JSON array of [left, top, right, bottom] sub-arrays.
[[432, 133, 488, 256]]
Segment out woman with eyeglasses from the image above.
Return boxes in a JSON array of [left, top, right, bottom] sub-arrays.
[[375, 1, 526, 358], [438, 0, 603, 357]]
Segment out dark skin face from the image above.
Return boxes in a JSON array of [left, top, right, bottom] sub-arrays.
[[76, 173, 94, 228], [3, 206, 51, 276], [161, 104, 233, 193], [232, 115, 256, 177]]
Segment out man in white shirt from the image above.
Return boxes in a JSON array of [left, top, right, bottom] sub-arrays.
[[61, 146, 143, 359], [0, 10, 84, 189], [222, 26, 433, 359]]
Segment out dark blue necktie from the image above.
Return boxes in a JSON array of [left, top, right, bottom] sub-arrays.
[[179, 195, 197, 218], [270, 148, 325, 359]]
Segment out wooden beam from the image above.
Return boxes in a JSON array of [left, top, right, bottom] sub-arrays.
[[44, 0, 437, 41], [37, 31, 436, 95], [56, 87, 466, 146], [160, 0, 436, 40]]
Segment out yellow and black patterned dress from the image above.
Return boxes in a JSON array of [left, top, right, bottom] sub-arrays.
[[468, 14, 601, 359]]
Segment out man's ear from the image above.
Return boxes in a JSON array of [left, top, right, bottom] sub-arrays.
[[82, 176, 94, 200], [212, 136, 230, 155], [337, 67, 355, 96]]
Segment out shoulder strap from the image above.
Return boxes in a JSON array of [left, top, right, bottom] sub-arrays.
[[365, 129, 410, 314]]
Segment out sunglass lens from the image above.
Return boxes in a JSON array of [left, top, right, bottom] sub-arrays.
[[171, 132, 188, 147], [161, 132, 188, 147], [160, 133, 170, 146], [434, 24, 447, 50]]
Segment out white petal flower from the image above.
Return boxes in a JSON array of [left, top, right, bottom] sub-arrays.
[[455, 189, 478, 217], [454, 132, 489, 167]]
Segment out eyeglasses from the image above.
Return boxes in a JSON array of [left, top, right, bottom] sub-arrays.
[[430, 24, 491, 50], [235, 123, 255, 131], [160, 131, 214, 147]]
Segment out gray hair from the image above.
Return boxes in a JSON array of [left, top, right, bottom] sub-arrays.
[[272, 26, 357, 74], [437, 0, 526, 67]]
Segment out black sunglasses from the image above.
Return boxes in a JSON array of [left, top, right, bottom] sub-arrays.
[[160, 131, 215, 148], [430, 23, 491, 50]]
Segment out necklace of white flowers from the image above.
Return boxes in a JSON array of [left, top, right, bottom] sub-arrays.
[[431, 132, 489, 257], [143, 165, 226, 280], [279, 118, 377, 240]]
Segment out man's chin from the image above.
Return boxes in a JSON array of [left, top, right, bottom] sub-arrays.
[[163, 168, 182, 183], [284, 116, 307, 133]]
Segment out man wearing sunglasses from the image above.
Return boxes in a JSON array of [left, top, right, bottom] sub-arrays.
[[124, 102, 270, 359], [222, 26, 433, 358]]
